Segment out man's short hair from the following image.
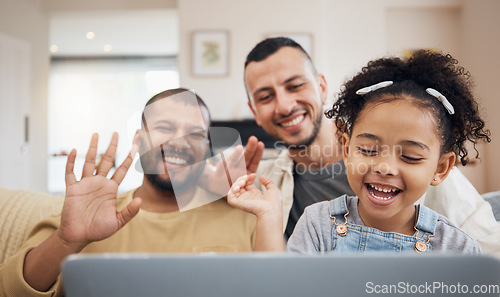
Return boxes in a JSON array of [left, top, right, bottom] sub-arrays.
[[243, 37, 318, 104], [142, 88, 211, 128], [244, 37, 313, 69]]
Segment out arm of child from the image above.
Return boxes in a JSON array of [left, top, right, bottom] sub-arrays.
[[227, 174, 284, 252]]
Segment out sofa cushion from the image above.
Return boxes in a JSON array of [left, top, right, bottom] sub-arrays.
[[483, 191, 500, 221], [0, 188, 64, 263]]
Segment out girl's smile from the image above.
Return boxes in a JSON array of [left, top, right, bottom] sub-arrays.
[[342, 97, 455, 235], [365, 183, 402, 205]]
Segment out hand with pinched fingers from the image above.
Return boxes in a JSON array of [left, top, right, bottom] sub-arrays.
[[227, 173, 282, 219], [202, 136, 264, 196], [203, 145, 245, 196], [228, 173, 284, 251], [57, 133, 142, 249]]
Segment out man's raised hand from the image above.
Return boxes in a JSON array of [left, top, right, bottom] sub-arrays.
[[244, 136, 264, 174], [57, 133, 142, 249]]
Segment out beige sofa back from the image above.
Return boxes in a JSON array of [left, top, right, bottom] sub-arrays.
[[0, 188, 64, 263]]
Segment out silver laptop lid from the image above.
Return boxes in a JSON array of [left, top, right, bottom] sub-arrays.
[[62, 253, 500, 297]]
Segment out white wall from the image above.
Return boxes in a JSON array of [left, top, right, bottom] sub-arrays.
[[0, 0, 178, 192], [2, 0, 498, 192], [0, 0, 49, 191], [178, 0, 465, 120], [461, 0, 500, 193], [44, 0, 177, 11], [321, 0, 496, 193], [177, 0, 500, 193], [178, 0, 329, 120]]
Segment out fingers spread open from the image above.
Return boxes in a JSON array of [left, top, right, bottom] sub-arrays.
[[111, 148, 137, 185], [132, 129, 141, 151], [244, 136, 258, 167], [117, 197, 142, 228], [227, 145, 244, 168], [65, 149, 77, 186], [246, 140, 264, 174], [96, 132, 118, 177], [82, 133, 99, 177]]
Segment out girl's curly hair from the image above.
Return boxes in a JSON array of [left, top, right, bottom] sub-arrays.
[[325, 50, 490, 166]]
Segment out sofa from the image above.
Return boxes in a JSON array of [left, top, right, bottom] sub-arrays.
[[0, 187, 499, 264], [483, 191, 500, 221], [0, 188, 64, 263]]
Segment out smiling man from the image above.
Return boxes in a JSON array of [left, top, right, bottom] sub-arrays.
[[243, 37, 500, 255], [244, 38, 352, 237], [136, 89, 216, 212], [245, 46, 325, 148], [0, 89, 256, 297]]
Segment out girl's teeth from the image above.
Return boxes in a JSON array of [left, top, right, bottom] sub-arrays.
[[368, 184, 400, 200], [371, 193, 392, 200], [281, 115, 304, 127], [371, 184, 398, 193]]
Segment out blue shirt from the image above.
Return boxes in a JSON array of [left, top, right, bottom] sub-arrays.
[[287, 195, 481, 254]]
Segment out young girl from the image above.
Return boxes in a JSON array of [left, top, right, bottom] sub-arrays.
[[228, 50, 490, 254]]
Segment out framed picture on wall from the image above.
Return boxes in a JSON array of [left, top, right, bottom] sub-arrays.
[[192, 30, 229, 76], [266, 33, 313, 58]]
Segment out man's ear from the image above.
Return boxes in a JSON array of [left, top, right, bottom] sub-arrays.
[[431, 152, 456, 186], [135, 128, 151, 152], [341, 133, 350, 160], [133, 129, 142, 142], [317, 74, 328, 105], [247, 100, 262, 126]]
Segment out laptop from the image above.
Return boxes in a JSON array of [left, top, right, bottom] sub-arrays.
[[62, 253, 500, 297]]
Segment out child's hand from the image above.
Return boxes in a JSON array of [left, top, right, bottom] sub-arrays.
[[227, 173, 282, 219], [228, 174, 284, 252]]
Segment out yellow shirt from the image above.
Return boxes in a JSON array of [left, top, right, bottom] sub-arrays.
[[1, 188, 256, 297]]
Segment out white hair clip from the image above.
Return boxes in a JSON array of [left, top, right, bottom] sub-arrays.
[[356, 81, 393, 95], [426, 88, 455, 115]]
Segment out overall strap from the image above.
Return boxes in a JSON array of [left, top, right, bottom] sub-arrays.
[[415, 204, 438, 234], [329, 195, 349, 217]]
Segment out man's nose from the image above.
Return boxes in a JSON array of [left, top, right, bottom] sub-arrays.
[[275, 90, 297, 115], [167, 132, 191, 150]]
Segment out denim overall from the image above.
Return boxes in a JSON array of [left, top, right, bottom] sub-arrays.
[[329, 195, 438, 253]]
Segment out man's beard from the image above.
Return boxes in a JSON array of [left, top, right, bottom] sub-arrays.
[[144, 173, 174, 191], [274, 111, 323, 148], [143, 163, 206, 193], [139, 143, 207, 193]]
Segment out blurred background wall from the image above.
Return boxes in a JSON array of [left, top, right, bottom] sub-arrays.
[[0, 0, 498, 194]]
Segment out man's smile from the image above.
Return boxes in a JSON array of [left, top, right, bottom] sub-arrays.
[[280, 114, 305, 128], [164, 155, 187, 166]]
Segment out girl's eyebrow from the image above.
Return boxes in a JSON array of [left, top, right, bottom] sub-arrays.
[[356, 133, 430, 151], [400, 140, 430, 151], [356, 133, 379, 141]]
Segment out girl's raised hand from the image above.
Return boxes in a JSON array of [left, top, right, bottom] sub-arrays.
[[227, 173, 282, 219], [228, 174, 284, 251]]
